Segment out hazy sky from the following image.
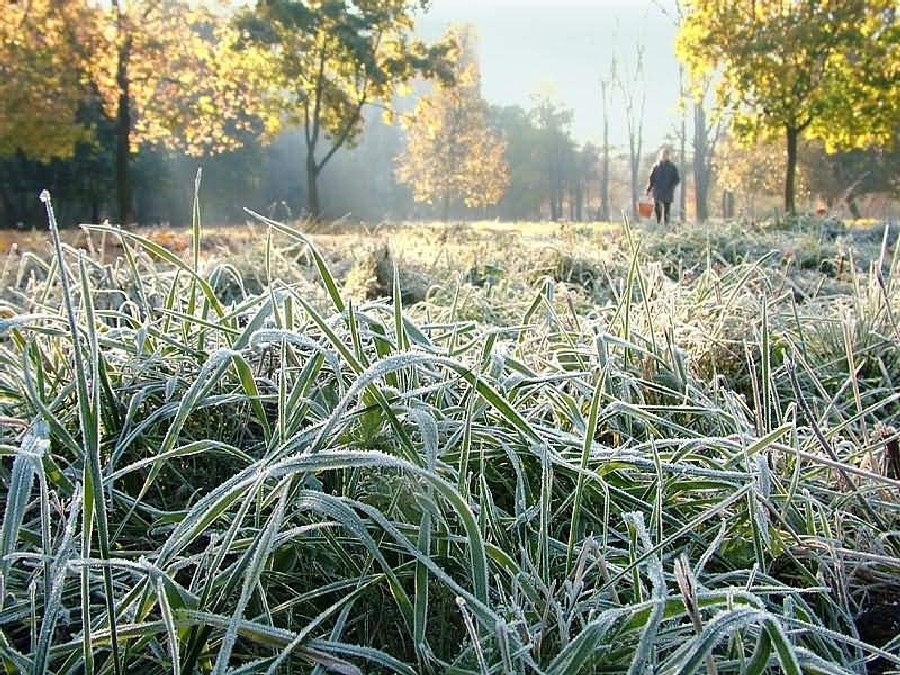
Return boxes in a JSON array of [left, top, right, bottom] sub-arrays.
[[417, 0, 683, 154]]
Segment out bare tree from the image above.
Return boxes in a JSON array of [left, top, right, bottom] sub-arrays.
[[653, 0, 686, 221], [693, 98, 724, 222], [652, 0, 722, 222], [678, 67, 687, 221], [613, 44, 646, 219], [598, 58, 613, 221]]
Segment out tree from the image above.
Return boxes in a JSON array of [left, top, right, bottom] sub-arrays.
[[0, 1, 109, 225], [0, 1, 94, 162], [692, 102, 710, 221], [678, 0, 900, 215], [238, 0, 454, 220], [598, 61, 613, 222], [1, 0, 256, 224], [91, 0, 256, 223], [489, 104, 546, 220], [612, 44, 646, 219], [530, 92, 575, 221], [678, 68, 688, 222], [691, 83, 724, 223], [395, 26, 508, 221], [717, 135, 797, 218], [800, 141, 900, 216]]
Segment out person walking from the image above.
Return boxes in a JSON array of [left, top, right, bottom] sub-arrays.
[[645, 148, 680, 225]]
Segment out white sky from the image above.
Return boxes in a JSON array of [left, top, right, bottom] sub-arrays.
[[417, 0, 683, 153]]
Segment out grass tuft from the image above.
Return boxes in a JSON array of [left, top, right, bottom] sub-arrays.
[[1, 211, 899, 672]]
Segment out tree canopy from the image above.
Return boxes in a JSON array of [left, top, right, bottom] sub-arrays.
[[98, 0, 256, 221], [395, 26, 509, 220], [1, 0, 258, 221], [90, 1, 255, 157], [237, 0, 455, 219], [0, 1, 94, 161], [677, 0, 900, 214]]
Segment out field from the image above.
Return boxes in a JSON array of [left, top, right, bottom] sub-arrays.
[[2, 199, 900, 674]]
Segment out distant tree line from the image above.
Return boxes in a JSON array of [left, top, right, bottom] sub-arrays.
[[0, 0, 454, 226], [1, 0, 897, 228], [678, 0, 899, 215]]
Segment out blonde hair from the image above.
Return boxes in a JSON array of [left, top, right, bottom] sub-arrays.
[[659, 147, 671, 162]]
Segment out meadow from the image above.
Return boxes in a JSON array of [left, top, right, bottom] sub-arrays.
[[1, 195, 900, 674]]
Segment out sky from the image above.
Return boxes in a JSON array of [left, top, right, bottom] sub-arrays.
[[416, 0, 684, 154]]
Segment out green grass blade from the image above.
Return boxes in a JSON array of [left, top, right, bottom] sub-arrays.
[[41, 192, 120, 675], [243, 209, 346, 313], [566, 372, 605, 573], [82, 223, 225, 318], [0, 424, 41, 572], [411, 409, 438, 661], [229, 351, 273, 441], [744, 627, 773, 675], [764, 617, 803, 675], [264, 576, 383, 675], [155, 576, 181, 675], [211, 480, 290, 675], [33, 486, 83, 675]]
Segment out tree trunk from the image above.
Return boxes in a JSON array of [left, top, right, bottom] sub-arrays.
[[306, 151, 321, 220], [629, 137, 640, 220], [693, 102, 710, 223], [599, 80, 610, 221], [678, 66, 687, 222], [548, 154, 558, 220], [785, 125, 799, 215], [555, 153, 564, 221], [599, 149, 609, 221], [621, 44, 645, 221], [574, 182, 583, 221], [115, 32, 132, 224], [0, 187, 14, 226], [0, 159, 16, 225]]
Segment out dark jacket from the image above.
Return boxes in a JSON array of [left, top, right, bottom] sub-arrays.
[[647, 159, 680, 203]]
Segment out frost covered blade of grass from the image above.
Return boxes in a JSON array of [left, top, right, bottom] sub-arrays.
[[1, 212, 898, 673]]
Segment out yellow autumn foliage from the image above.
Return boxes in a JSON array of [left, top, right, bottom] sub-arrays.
[[0, 0, 259, 160], [0, 1, 94, 160], [395, 26, 509, 217], [677, 0, 899, 152]]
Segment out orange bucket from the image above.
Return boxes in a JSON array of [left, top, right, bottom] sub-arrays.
[[637, 199, 654, 218]]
